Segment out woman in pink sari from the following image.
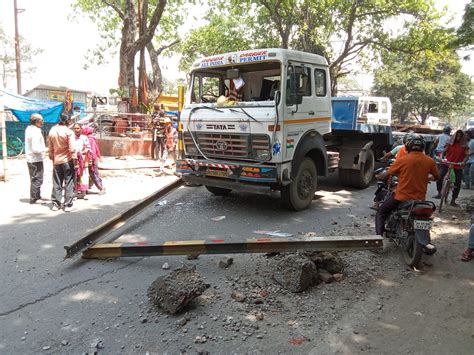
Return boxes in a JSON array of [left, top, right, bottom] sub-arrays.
[[72, 124, 91, 199], [82, 126, 105, 194]]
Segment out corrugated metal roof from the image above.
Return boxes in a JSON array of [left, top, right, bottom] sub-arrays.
[[24, 84, 90, 96]]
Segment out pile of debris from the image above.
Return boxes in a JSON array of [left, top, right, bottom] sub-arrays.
[[148, 252, 344, 314]]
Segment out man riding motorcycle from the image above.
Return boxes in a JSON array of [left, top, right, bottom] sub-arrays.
[[375, 135, 440, 249]]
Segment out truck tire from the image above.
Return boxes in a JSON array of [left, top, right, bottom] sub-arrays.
[[205, 185, 232, 196], [338, 149, 374, 189], [281, 158, 317, 211]]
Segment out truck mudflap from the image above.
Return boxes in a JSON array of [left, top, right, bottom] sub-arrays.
[[176, 159, 278, 183]]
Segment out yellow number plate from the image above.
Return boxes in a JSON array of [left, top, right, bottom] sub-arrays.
[[206, 169, 229, 178]]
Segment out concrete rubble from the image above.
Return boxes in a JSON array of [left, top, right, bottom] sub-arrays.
[[147, 266, 209, 314]]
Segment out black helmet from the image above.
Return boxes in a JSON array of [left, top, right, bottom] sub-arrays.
[[406, 134, 425, 152], [443, 126, 452, 134], [403, 133, 413, 145]]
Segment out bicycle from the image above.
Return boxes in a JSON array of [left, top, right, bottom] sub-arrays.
[[438, 159, 464, 213], [0, 134, 24, 158]]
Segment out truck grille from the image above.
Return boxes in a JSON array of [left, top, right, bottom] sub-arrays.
[[184, 132, 270, 160]]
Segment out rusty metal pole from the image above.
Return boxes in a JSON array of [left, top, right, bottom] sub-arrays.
[[13, 0, 24, 95], [177, 85, 185, 160], [1, 109, 8, 181]]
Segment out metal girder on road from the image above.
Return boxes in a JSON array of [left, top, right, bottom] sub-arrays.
[[64, 178, 184, 259], [81, 235, 383, 259]]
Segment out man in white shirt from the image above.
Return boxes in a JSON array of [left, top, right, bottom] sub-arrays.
[[433, 126, 452, 156], [25, 113, 48, 204]]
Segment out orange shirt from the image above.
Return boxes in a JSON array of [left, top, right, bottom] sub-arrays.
[[395, 145, 407, 160], [388, 151, 440, 201]]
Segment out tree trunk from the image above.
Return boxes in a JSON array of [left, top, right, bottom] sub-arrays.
[[146, 43, 163, 101]]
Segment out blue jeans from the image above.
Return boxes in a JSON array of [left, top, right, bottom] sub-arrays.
[[463, 163, 474, 188], [469, 224, 474, 249]]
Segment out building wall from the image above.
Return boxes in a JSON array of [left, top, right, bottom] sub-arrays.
[[25, 89, 87, 106]]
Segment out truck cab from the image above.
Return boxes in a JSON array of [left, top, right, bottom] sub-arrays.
[[177, 49, 375, 210]]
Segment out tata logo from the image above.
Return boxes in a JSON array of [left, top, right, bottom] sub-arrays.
[[206, 124, 235, 130], [215, 140, 228, 151]]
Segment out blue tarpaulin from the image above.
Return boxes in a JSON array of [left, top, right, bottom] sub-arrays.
[[0, 89, 63, 123]]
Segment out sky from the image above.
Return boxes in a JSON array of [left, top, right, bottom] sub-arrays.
[[0, 0, 471, 96]]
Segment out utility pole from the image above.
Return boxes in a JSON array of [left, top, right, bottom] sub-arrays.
[[14, 0, 24, 95]]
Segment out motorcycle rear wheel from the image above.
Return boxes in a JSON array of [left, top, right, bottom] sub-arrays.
[[400, 232, 423, 268]]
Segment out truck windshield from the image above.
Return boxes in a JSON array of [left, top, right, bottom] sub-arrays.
[[189, 61, 281, 105]]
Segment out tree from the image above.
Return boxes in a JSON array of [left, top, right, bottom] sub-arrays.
[[452, 0, 474, 50], [73, 0, 188, 109], [373, 51, 472, 124], [179, 0, 451, 96], [0, 26, 43, 90]]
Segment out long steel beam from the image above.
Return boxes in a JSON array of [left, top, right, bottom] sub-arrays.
[[64, 178, 184, 259], [82, 235, 383, 259]]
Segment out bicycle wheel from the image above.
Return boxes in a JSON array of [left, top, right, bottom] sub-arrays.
[[7, 136, 24, 158], [439, 178, 451, 213]]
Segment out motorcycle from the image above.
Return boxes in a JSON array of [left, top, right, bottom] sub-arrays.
[[378, 174, 437, 268]]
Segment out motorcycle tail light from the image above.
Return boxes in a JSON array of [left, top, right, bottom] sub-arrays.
[[413, 207, 433, 217]]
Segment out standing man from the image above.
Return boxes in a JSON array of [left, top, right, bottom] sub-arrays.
[[48, 113, 77, 211], [25, 113, 48, 204], [433, 126, 452, 157]]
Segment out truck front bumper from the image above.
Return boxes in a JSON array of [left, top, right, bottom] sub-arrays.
[[177, 158, 279, 191]]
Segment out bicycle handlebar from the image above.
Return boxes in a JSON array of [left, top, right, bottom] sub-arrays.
[[440, 159, 464, 166]]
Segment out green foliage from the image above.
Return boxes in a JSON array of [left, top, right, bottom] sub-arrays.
[[161, 76, 186, 95], [452, 0, 474, 49], [177, 13, 253, 72], [72, 0, 190, 66], [373, 50, 472, 124]]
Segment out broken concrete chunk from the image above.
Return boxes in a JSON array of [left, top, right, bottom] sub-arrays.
[[333, 273, 344, 282], [305, 251, 345, 274], [272, 253, 319, 293], [218, 256, 234, 268], [147, 266, 208, 314], [231, 291, 246, 302], [318, 270, 334, 283]]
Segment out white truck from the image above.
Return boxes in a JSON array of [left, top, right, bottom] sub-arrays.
[[176, 48, 392, 210]]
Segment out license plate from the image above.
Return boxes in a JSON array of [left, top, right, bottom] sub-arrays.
[[206, 169, 229, 178], [414, 220, 432, 230]]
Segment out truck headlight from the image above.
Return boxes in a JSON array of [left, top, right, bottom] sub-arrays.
[[186, 145, 198, 154], [255, 149, 270, 160]]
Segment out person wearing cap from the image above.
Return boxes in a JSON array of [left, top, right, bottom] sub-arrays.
[[25, 113, 48, 204], [47, 113, 77, 211]]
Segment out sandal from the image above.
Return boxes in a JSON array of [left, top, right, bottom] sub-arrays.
[[461, 248, 473, 262]]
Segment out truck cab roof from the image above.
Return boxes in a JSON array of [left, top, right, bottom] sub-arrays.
[[191, 48, 328, 70]]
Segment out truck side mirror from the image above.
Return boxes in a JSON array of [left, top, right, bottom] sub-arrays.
[[287, 72, 303, 106]]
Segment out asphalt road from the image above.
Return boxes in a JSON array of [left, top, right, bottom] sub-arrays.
[[1, 158, 473, 354]]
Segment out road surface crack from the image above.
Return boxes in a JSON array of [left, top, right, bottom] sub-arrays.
[[0, 260, 141, 317]]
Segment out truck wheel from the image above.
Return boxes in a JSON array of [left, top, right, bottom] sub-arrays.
[[205, 185, 232, 196], [281, 158, 317, 211], [339, 149, 374, 189]]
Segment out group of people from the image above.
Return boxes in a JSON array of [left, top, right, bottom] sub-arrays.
[[374, 126, 474, 262], [24, 112, 105, 212]]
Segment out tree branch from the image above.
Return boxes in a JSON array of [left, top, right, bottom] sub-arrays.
[[101, 0, 124, 20]]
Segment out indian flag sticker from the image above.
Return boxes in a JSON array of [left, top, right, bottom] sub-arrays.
[[286, 138, 295, 149]]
